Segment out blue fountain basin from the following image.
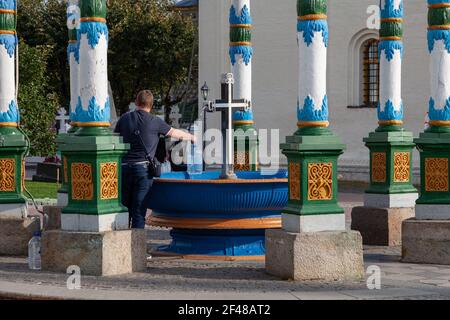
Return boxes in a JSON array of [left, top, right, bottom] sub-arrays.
[[147, 170, 288, 228], [146, 170, 288, 258]]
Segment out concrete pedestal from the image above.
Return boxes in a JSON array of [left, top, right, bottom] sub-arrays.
[[402, 219, 450, 265], [56, 192, 68, 207], [43, 206, 62, 230], [363, 193, 418, 209], [351, 206, 414, 246], [0, 215, 40, 256], [265, 229, 364, 281], [41, 229, 146, 276]]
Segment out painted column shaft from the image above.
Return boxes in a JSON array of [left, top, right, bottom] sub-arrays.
[[0, 0, 18, 124], [297, 0, 329, 127], [69, 46, 80, 122], [230, 0, 251, 101], [378, 0, 404, 125], [229, 0, 254, 124], [77, 0, 109, 125], [67, 1, 80, 123], [427, 0, 450, 125]]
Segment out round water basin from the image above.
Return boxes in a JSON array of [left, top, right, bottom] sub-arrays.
[[147, 170, 288, 260]]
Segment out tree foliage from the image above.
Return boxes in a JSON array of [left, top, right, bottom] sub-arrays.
[[108, 0, 196, 117], [17, 0, 69, 109], [18, 40, 59, 156], [17, 0, 195, 117]]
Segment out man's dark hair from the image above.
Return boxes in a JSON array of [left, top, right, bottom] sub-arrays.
[[136, 90, 154, 109]]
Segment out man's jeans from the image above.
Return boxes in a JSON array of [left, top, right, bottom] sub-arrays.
[[121, 162, 154, 229]]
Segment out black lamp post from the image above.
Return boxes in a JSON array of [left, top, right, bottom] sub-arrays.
[[201, 82, 210, 101], [200, 82, 210, 171]]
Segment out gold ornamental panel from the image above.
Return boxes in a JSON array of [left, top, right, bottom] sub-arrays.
[[0, 158, 15, 192], [100, 162, 119, 200], [308, 162, 333, 201], [234, 151, 250, 171], [393, 152, 410, 183], [372, 152, 386, 183], [425, 158, 449, 192], [71, 163, 94, 200], [289, 162, 301, 201]]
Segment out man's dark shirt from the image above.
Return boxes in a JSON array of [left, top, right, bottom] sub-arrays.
[[114, 110, 171, 163]]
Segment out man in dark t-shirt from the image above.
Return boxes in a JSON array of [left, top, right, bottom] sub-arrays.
[[115, 90, 195, 229]]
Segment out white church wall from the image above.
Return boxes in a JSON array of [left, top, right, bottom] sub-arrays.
[[199, 0, 428, 177]]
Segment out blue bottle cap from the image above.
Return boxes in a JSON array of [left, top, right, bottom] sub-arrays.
[[33, 231, 41, 237]]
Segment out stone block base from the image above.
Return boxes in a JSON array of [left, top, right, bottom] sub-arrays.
[[415, 204, 450, 220], [41, 229, 146, 276], [402, 219, 450, 265], [0, 216, 40, 256], [61, 212, 129, 232], [265, 229, 364, 281], [364, 193, 418, 208], [0, 203, 28, 219], [282, 213, 345, 233], [56, 192, 68, 207], [351, 206, 414, 246], [43, 206, 62, 230]]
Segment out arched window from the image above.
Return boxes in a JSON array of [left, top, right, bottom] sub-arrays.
[[347, 29, 379, 108], [362, 39, 380, 108]]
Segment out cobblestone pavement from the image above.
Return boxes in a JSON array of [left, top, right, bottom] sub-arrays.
[[1, 196, 450, 300], [0, 225, 450, 300]]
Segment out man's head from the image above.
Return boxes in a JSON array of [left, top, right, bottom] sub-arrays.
[[135, 90, 154, 111]]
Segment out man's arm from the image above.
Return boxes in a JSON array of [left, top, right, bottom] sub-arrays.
[[113, 116, 122, 134], [167, 128, 196, 143]]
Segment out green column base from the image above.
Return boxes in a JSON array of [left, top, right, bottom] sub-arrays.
[[281, 127, 345, 216], [233, 123, 259, 171], [0, 127, 28, 204], [364, 128, 417, 195], [415, 126, 450, 205], [56, 133, 70, 195], [57, 125, 80, 195], [60, 131, 130, 215]]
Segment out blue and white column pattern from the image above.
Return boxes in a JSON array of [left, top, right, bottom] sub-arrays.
[[229, 0, 254, 126], [67, 0, 80, 125], [0, 0, 18, 126], [296, 0, 329, 128], [76, 1, 110, 126], [427, 0, 450, 126], [378, 0, 404, 126]]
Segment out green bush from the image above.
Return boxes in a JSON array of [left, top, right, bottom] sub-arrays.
[[18, 40, 59, 157]]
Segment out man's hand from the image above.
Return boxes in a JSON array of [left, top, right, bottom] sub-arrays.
[[167, 128, 196, 143]]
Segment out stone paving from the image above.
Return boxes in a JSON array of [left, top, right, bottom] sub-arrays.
[[1, 195, 450, 300], [0, 226, 450, 300]]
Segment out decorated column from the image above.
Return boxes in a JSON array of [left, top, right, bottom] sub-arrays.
[[0, 0, 39, 255], [351, 0, 417, 246], [42, 0, 144, 276], [402, 0, 450, 265], [56, 0, 81, 206], [67, 0, 80, 132], [265, 0, 363, 281], [283, 0, 345, 224], [229, 0, 258, 171]]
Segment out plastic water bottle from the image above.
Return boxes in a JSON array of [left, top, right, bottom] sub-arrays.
[[28, 231, 41, 270], [187, 123, 203, 175], [161, 160, 172, 174]]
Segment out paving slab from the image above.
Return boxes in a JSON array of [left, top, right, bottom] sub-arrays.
[[290, 291, 356, 300], [0, 223, 450, 300], [382, 274, 427, 282], [419, 280, 450, 285], [340, 288, 438, 299]]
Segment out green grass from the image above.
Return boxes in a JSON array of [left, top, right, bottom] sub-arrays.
[[24, 181, 59, 199]]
